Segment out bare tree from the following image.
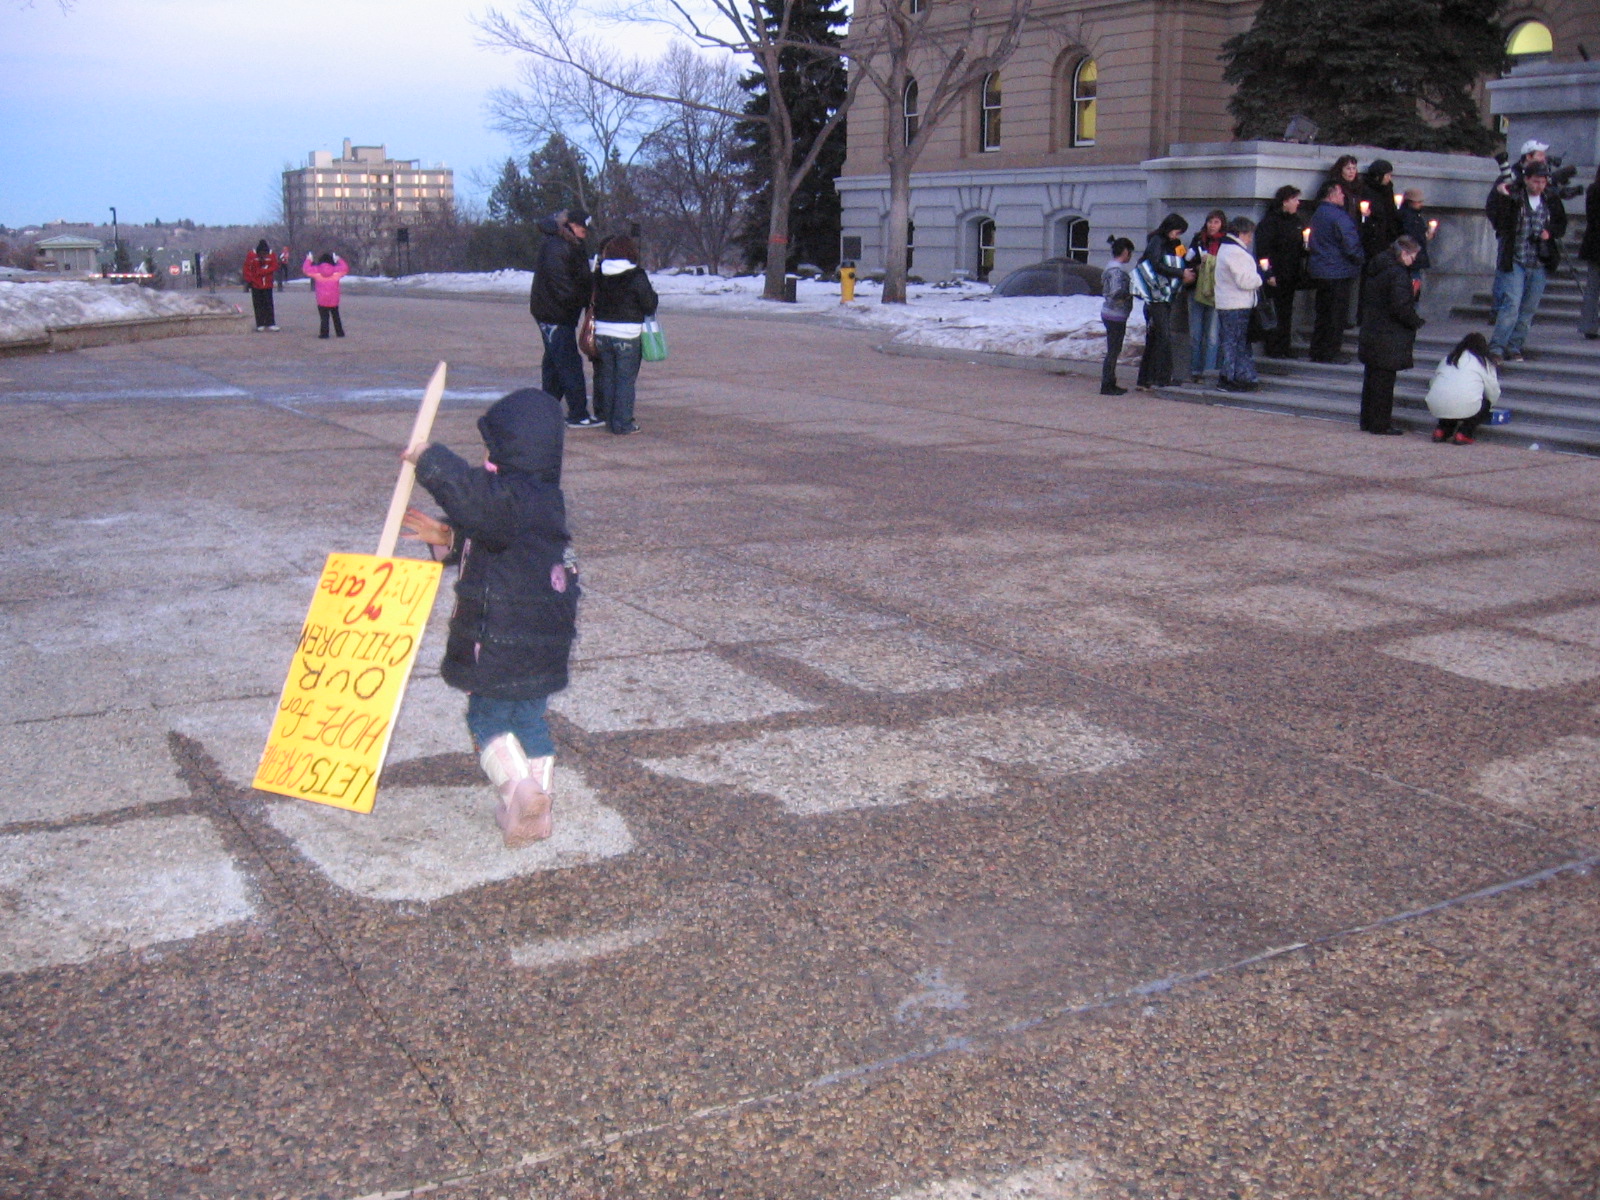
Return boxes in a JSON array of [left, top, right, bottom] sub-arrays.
[[486, 38, 659, 231], [635, 43, 746, 271], [844, 0, 1035, 303], [479, 0, 866, 301]]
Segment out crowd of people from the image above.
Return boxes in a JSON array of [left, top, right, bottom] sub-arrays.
[[1105, 143, 1600, 441]]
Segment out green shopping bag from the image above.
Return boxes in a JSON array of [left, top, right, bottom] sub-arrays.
[[640, 316, 668, 362]]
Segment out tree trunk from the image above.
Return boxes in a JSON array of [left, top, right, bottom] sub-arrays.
[[881, 154, 913, 304], [763, 168, 792, 300]]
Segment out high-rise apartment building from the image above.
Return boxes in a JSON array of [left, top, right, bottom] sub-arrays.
[[282, 139, 454, 231]]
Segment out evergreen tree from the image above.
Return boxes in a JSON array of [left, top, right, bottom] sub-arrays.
[[1222, 0, 1507, 154], [472, 138, 600, 271], [733, 0, 848, 273]]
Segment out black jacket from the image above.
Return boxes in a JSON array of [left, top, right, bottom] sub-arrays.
[[1486, 185, 1568, 273], [1255, 207, 1307, 289], [414, 388, 579, 701], [1360, 165, 1403, 260], [592, 261, 659, 324], [1580, 182, 1600, 265], [1397, 205, 1432, 271], [1358, 251, 1425, 372], [528, 217, 592, 325]]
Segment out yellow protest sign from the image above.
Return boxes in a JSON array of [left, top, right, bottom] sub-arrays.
[[254, 553, 442, 813]]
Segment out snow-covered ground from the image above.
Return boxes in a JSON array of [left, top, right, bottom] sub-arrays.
[[0, 280, 241, 343], [335, 269, 1141, 363]]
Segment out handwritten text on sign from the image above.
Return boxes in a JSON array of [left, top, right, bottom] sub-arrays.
[[254, 553, 442, 813]]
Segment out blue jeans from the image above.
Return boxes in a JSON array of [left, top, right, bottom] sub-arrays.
[[1489, 264, 1547, 355], [1217, 308, 1256, 383], [466, 695, 554, 759], [538, 322, 590, 421], [1189, 296, 1219, 375], [594, 334, 642, 431]]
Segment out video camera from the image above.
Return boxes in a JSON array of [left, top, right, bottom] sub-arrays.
[[1546, 155, 1584, 201]]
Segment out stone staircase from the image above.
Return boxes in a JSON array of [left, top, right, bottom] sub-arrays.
[[1158, 215, 1599, 454]]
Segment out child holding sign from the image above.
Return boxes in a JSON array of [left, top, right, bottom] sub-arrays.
[[401, 388, 580, 848]]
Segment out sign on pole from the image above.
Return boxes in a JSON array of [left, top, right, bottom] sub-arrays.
[[254, 363, 449, 813]]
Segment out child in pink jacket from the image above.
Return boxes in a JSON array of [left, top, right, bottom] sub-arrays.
[[303, 252, 351, 338]]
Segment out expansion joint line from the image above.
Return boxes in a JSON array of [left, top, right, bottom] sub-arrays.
[[342, 852, 1599, 1200]]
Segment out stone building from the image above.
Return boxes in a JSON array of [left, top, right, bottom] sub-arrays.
[[282, 139, 454, 233], [32, 234, 103, 274], [836, 0, 1599, 298]]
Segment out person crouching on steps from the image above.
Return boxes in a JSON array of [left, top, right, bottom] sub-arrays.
[[1099, 236, 1135, 395], [304, 252, 350, 338], [401, 388, 580, 848], [1424, 332, 1499, 445]]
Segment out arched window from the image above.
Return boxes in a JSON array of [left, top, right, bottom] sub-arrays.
[[976, 217, 996, 281], [1506, 20, 1553, 57], [1053, 217, 1090, 263], [980, 73, 1002, 152], [903, 78, 920, 146], [1071, 58, 1097, 147]]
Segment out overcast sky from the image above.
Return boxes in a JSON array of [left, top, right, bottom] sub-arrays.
[[1, 0, 542, 228]]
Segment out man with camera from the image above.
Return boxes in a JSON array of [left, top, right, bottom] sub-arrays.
[[1485, 162, 1567, 364]]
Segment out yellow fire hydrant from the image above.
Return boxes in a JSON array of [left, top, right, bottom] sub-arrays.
[[839, 264, 856, 303]]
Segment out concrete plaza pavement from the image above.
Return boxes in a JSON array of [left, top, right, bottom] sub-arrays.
[[1, 287, 1598, 1199]]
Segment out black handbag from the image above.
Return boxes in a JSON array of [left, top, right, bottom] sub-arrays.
[[1248, 290, 1278, 340]]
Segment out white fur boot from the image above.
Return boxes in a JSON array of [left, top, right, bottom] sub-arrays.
[[479, 734, 553, 848]]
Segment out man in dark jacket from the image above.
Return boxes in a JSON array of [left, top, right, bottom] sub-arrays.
[[529, 208, 602, 427], [1255, 185, 1306, 358], [1306, 179, 1364, 363], [1357, 236, 1424, 435], [1486, 164, 1567, 363]]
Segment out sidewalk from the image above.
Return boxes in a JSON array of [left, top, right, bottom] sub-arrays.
[[1, 288, 1597, 1199]]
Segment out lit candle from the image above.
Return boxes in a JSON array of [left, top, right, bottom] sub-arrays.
[[1359, 200, 1371, 217], [1301, 227, 1311, 245], [1259, 258, 1270, 271], [1394, 192, 1403, 208], [1427, 219, 1439, 234]]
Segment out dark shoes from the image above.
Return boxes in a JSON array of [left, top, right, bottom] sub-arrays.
[[1100, 385, 1128, 396], [1216, 379, 1258, 393], [566, 415, 604, 429], [1369, 426, 1406, 436], [609, 421, 640, 435]]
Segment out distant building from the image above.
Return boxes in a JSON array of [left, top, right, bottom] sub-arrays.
[[33, 234, 103, 274], [282, 139, 454, 233]]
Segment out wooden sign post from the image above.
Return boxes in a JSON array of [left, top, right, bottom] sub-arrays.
[[253, 363, 449, 813]]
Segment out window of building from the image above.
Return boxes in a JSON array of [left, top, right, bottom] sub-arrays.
[[1506, 20, 1553, 57], [976, 217, 996, 281], [1053, 217, 1090, 263], [903, 78, 920, 145], [980, 73, 1002, 152], [906, 219, 916, 271], [1071, 58, 1097, 147]]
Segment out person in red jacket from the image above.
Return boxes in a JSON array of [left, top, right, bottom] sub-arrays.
[[243, 239, 284, 330]]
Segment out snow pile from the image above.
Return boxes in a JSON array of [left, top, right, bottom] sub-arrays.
[[0, 281, 241, 343], [342, 268, 1134, 362]]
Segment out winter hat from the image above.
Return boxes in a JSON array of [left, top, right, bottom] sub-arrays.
[[1365, 159, 1394, 181], [565, 208, 590, 228], [256, 239, 271, 254], [1520, 139, 1549, 157]]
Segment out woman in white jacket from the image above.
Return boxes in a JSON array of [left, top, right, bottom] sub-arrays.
[[1214, 216, 1265, 392], [1425, 332, 1500, 445]]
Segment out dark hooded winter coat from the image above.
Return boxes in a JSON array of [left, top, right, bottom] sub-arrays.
[[528, 216, 592, 325], [1359, 161, 1403, 260], [1358, 250, 1425, 372], [414, 388, 579, 701]]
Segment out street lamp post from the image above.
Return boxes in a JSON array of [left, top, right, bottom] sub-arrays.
[[109, 206, 118, 277]]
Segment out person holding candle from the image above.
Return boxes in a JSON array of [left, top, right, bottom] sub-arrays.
[[1255, 185, 1306, 358], [1358, 235, 1425, 435], [1397, 189, 1436, 292], [1184, 209, 1228, 384], [1134, 213, 1195, 390], [1213, 216, 1264, 392], [1359, 161, 1403, 262]]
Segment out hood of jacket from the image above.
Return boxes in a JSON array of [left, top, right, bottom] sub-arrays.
[[478, 388, 564, 482]]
